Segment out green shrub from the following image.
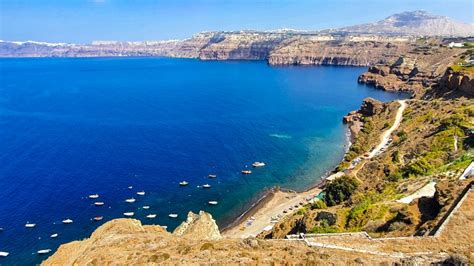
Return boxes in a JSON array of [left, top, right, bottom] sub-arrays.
[[310, 200, 327, 210], [324, 176, 359, 206]]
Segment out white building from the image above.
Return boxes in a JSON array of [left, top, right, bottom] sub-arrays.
[[448, 42, 464, 48]]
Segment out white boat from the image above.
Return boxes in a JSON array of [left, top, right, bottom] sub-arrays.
[[146, 214, 157, 219], [123, 212, 134, 217], [208, 201, 218, 205], [142, 206, 150, 210], [125, 198, 136, 203], [37, 249, 52, 255], [168, 213, 178, 218], [179, 181, 189, 186], [241, 170, 252, 174], [252, 162, 266, 167], [93, 216, 103, 221], [88, 194, 99, 199], [128, 186, 133, 189], [25, 223, 36, 228], [202, 184, 211, 188], [50, 233, 58, 238], [62, 219, 73, 224], [208, 174, 217, 178], [0, 251, 9, 257], [161, 225, 168, 230], [137, 191, 145, 196], [94, 201, 104, 206]]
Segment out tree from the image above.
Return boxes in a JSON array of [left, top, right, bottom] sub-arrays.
[[324, 175, 359, 206]]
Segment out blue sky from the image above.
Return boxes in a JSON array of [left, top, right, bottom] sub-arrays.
[[1, 0, 473, 43]]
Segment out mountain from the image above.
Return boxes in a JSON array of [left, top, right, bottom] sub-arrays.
[[335, 10, 474, 36]]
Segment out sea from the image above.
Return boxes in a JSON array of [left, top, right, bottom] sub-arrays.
[[0, 57, 407, 264]]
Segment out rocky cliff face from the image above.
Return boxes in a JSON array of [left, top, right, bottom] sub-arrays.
[[268, 37, 412, 66], [358, 44, 467, 96], [431, 68, 474, 98]]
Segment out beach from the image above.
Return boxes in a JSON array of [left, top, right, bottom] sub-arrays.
[[222, 186, 322, 238]]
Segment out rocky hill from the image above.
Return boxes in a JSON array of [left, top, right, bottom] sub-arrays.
[[334, 10, 474, 36]]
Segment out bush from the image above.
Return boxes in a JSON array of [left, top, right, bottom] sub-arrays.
[[324, 176, 359, 206], [310, 200, 327, 210]]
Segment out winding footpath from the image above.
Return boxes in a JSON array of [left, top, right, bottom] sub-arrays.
[[368, 100, 407, 159]]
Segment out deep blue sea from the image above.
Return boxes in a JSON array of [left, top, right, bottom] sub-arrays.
[[0, 57, 406, 264]]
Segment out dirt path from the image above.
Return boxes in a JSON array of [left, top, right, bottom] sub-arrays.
[[368, 100, 407, 159]]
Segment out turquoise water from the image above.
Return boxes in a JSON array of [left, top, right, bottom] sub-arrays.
[[0, 57, 406, 264]]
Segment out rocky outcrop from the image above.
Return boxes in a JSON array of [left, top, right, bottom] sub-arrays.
[[343, 97, 386, 138], [358, 45, 466, 96], [430, 68, 474, 98], [173, 211, 221, 240]]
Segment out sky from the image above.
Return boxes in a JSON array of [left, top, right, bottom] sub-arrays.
[[1, 0, 473, 43]]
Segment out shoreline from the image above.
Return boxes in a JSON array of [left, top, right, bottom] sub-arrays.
[[221, 127, 353, 238]]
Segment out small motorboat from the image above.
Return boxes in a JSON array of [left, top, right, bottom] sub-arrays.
[[128, 186, 133, 189], [202, 184, 211, 189], [179, 181, 189, 186], [241, 170, 252, 174], [168, 213, 178, 218], [62, 219, 73, 224], [161, 225, 168, 230], [0, 251, 9, 257], [94, 201, 105, 206], [208, 201, 218, 205], [88, 194, 99, 199], [123, 212, 134, 217], [50, 233, 58, 238], [142, 205, 150, 210], [252, 162, 266, 167], [208, 174, 217, 178], [93, 216, 103, 221], [125, 198, 136, 203], [25, 223, 36, 228], [146, 214, 157, 219], [137, 191, 145, 196], [37, 249, 52, 255]]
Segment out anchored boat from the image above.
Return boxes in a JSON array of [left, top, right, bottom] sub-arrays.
[[146, 214, 157, 219], [94, 201, 104, 206], [252, 162, 266, 167], [25, 223, 36, 228], [168, 213, 178, 218], [37, 249, 52, 255], [208, 174, 217, 178], [202, 184, 211, 188], [0, 252, 9, 257], [50, 233, 58, 238], [62, 219, 73, 224], [93, 216, 104, 221], [123, 212, 134, 217], [179, 181, 189, 186], [137, 191, 145, 196], [241, 170, 252, 174], [88, 194, 99, 199], [125, 198, 136, 203], [142, 205, 150, 210], [208, 201, 218, 205]]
